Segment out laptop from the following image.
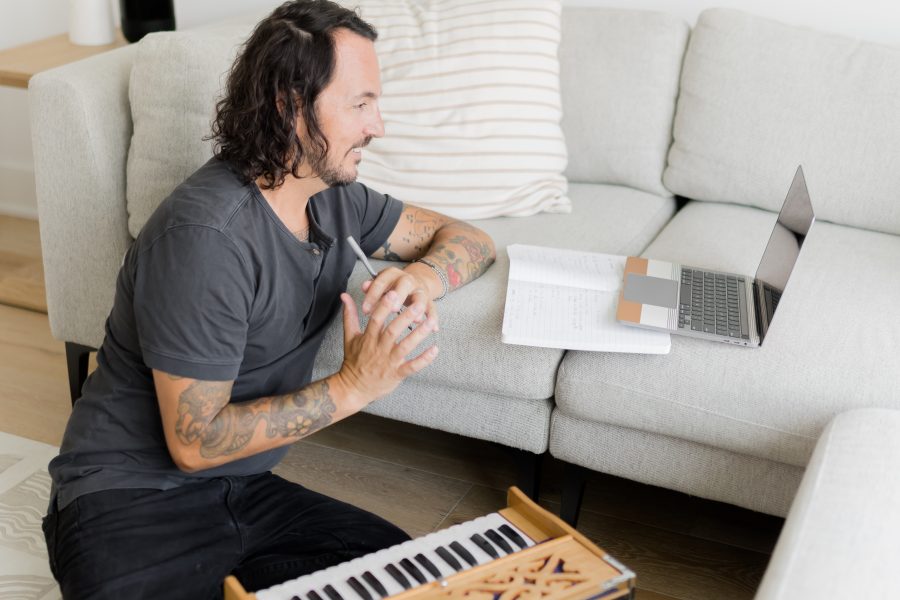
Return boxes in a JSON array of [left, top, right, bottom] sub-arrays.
[[616, 165, 815, 347]]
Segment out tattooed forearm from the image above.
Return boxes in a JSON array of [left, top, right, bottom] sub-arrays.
[[264, 380, 335, 439], [378, 240, 403, 261], [175, 380, 230, 445], [399, 206, 442, 254], [426, 227, 496, 292], [174, 379, 336, 461]]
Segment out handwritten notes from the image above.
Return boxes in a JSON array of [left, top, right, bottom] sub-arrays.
[[502, 245, 670, 353]]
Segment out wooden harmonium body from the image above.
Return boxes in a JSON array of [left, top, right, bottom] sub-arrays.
[[225, 487, 635, 600]]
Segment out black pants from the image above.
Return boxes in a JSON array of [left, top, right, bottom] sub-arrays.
[[42, 473, 410, 599]]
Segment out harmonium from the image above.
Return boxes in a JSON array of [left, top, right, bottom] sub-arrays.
[[225, 486, 635, 600]]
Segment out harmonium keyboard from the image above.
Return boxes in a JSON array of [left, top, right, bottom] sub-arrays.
[[225, 487, 635, 600]]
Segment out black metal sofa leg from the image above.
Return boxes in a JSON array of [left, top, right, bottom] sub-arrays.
[[512, 448, 544, 502], [65, 342, 95, 405], [560, 462, 588, 527]]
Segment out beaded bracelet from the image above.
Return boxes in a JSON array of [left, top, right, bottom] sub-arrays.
[[413, 257, 449, 300]]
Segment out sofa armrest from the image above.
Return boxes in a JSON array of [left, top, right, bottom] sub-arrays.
[[755, 408, 900, 599], [29, 44, 138, 348]]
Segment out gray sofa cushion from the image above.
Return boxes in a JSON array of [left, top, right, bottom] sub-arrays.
[[555, 201, 900, 468], [365, 380, 553, 454], [126, 26, 247, 238], [549, 412, 802, 516], [313, 183, 676, 400], [665, 8, 900, 236], [560, 8, 688, 196]]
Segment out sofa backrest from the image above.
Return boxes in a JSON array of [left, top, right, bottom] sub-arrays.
[[559, 8, 688, 196], [664, 8, 900, 236], [124, 6, 691, 236], [125, 25, 247, 237]]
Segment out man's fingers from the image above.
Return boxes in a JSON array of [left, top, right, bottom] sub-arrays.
[[384, 302, 425, 342], [361, 267, 404, 314], [366, 290, 398, 333], [341, 293, 362, 344], [393, 316, 437, 358], [364, 268, 432, 315], [397, 346, 439, 378]]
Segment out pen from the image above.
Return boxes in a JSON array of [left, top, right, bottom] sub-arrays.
[[346, 235, 378, 279], [346, 236, 420, 331]]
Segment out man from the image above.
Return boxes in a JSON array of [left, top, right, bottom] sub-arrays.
[[42, 1, 496, 598]]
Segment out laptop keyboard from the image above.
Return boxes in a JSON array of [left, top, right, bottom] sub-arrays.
[[679, 269, 750, 339]]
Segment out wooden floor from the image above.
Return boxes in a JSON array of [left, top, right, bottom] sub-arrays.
[[0, 215, 784, 599], [0, 214, 47, 313]]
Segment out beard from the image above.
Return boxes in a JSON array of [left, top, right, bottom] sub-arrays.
[[308, 136, 372, 187]]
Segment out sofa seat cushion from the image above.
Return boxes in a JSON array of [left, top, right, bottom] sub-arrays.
[[549, 412, 802, 516], [365, 380, 553, 454], [555, 201, 900, 467], [313, 183, 676, 400]]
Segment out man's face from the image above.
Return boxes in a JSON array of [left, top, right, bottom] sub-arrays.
[[302, 28, 384, 187]]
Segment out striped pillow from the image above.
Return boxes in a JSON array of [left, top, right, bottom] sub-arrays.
[[349, 0, 570, 219]]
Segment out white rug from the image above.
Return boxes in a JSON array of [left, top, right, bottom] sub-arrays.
[[0, 432, 61, 600]]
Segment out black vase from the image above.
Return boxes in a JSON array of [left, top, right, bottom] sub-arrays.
[[120, 0, 176, 43]]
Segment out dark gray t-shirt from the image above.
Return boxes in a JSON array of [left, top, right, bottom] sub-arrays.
[[49, 158, 402, 509]]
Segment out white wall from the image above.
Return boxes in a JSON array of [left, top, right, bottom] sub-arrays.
[[0, 0, 283, 218], [1, 0, 899, 217], [566, 0, 900, 47]]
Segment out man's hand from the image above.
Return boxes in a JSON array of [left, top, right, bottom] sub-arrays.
[[336, 290, 438, 405], [369, 204, 496, 312], [359, 265, 439, 330]]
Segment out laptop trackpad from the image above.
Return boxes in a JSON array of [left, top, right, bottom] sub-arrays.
[[624, 273, 678, 309]]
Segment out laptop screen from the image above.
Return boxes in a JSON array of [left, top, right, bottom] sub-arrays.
[[753, 166, 816, 336]]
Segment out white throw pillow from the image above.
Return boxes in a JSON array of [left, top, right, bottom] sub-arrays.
[[126, 1, 569, 236], [349, 0, 570, 219]]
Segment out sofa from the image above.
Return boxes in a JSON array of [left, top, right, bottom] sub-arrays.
[[29, 0, 900, 541], [754, 408, 900, 598]]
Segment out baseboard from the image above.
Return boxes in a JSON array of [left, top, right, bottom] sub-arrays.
[[0, 163, 37, 219]]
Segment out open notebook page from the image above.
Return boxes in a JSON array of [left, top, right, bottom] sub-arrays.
[[502, 245, 670, 354]]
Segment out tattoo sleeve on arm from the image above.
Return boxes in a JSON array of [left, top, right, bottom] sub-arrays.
[[371, 203, 496, 291], [175, 380, 337, 460], [374, 206, 450, 261], [379, 240, 403, 262], [427, 222, 496, 291]]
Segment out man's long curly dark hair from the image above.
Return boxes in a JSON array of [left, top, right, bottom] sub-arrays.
[[209, 0, 377, 189]]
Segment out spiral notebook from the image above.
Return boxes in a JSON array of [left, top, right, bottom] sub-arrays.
[[501, 244, 670, 354]]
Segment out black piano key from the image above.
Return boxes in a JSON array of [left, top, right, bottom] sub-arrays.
[[361, 571, 388, 598], [414, 553, 442, 579], [498, 524, 529, 550], [347, 576, 373, 600], [485, 529, 514, 554], [435, 546, 463, 572], [449, 541, 478, 567], [399, 558, 427, 585], [323, 585, 343, 600], [307, 592, 325, 600], [469, 533, 499, 560], [384, 563, 412, 590]]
